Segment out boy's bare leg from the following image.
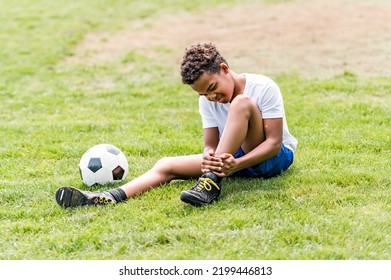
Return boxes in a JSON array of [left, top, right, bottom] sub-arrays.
[[216, 94, 265, 156], [120, 154, 203, 198]]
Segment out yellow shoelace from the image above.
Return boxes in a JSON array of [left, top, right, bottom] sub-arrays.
[[194, 177, 220, 192]]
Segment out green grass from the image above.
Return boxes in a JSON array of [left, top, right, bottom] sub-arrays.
[[1, 0, 391, 260]]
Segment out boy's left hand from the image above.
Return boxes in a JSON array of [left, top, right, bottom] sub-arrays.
[[214, 153, 237, 177]]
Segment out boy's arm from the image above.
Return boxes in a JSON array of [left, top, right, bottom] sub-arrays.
[[201, 127, 222, 173], [203, 127, 219, 155]]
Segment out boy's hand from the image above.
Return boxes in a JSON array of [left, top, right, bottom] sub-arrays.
[[214, 153, 237, 177], [201, 149, 223, 174]]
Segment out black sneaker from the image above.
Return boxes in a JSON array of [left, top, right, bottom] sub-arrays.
[[180, 172, 222, 207], [55, 186, 116, 208]]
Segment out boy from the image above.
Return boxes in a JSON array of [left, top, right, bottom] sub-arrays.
[[55, 42, 297, 208]]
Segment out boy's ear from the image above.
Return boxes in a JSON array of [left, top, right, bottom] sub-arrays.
[[220, 63, 230, 73]]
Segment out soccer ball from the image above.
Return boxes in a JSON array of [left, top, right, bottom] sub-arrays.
[[79, 144, 129, 187]]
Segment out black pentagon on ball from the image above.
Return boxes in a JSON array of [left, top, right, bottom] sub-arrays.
[[112, 166, 125, 180], [106, 145, 120, 155], [88, 157, 102, 173]]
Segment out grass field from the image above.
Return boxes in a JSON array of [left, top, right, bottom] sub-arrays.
[[1, 0, 391, 260]]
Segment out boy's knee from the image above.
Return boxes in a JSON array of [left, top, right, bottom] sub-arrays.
[[153, 157, 175, 175], [230, 95, 257, 114], [154, 157, 172, 169], [154, 157, 182, 181]]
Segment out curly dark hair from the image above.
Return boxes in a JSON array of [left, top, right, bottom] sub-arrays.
[[180, 42, 228, 84]]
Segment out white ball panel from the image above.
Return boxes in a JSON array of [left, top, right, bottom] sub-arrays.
[[94, 167, 114, 185], [117, 152, 129, 177], [80, 168, 97, 187], [117, 152, 128, 167], [79, 152, 91, 169], [100, 152, 119, 170]]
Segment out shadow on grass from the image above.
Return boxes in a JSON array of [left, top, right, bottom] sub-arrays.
[[222, 169, 294, 198]]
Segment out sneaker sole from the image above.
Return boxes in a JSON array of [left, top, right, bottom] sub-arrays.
[[55, 186, 90, 208], [180, 191, 218, 207]]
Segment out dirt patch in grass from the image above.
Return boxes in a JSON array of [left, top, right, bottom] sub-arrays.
[[65, 0, 391, 78]]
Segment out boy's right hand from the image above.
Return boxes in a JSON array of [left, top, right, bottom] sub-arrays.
[[201, 149, 223, 174]]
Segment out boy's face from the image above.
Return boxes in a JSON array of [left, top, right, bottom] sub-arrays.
[[190, 63, 235, 103]]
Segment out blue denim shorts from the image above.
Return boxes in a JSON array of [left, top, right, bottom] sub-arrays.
[[229, 144, 294, 179]]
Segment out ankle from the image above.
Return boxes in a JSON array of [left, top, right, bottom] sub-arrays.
[[203, 172, 223, 184], [106, 188, 127, 203]]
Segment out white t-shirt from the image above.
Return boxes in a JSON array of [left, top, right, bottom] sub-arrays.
[[199, 73, 298, 152]]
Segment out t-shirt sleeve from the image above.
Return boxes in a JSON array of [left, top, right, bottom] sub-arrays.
[[258, 82, 284, 119], [199, 96, 218, 128]]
